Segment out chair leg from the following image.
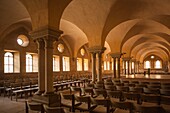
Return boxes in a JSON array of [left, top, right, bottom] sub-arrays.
[[25, 101, 29, 113]]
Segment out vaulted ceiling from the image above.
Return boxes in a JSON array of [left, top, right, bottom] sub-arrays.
[[0, 0, 169, 62]]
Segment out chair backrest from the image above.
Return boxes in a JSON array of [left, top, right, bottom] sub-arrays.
[[74, 95, 91, 109], [135, 105, 164, 113], [116, 86, 129, 92], [25, 100, 44, 113], [111, 101, 134, 113], [123, 92, 141, 104], [129, 87, 143, 93], [143, 87, 160, 94], [160, 89, 170, 96], [104, 85, 116, 91], [107, 90, 122, 101], [93, 89, 107, 98], [140, 94, 160, 105], [43, 105, 66, 113], [81, 87, 94, 97], [70, 86, 81, 96], [90, 97, 110, 113]]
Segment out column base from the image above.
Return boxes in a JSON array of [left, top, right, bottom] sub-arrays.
[[34, 90, 44, 95], [32, 92, 61, 107]]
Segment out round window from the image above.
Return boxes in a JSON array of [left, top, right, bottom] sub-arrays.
[[80, 48, 85, 56], [57, 43, 64, 53], [17, 35, 29, 47]]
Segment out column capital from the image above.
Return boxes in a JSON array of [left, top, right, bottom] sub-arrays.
[[131, 59, 136, 62], [36, 38, 45, 49], [122, 57, 132, 61], [88, 46, 106, 54], [110, 52, 122, 58], [30, 27, 63, 41]]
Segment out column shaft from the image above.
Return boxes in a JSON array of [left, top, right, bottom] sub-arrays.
[[113, 58, 116, 78], [36, 39, 45, 95], [92, 53, 96, 83], [117, 58, 120, 78], [97, 52, 102, 81], [44, 38, 54, 94]]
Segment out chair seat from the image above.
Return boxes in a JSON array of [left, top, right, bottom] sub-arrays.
[[161, 104, 170, 113], [113, 108, 130, 113], [142, 102, 159, 106], [27, 101, 43, 111], [90, 105, 107, 113], [75, 103, 89, 111]]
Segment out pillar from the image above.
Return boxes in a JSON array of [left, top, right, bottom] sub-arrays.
[[91, 53, 96, 83], [117, 57, 120, 78], [44, 38, 55, 94], [97, 52, 103, 81], [127, 60, 130, 75], [88, 46, 106, 82], [113, 57, 116, 78], [124, 60, 126, 75], [35, 39, 45, 95]]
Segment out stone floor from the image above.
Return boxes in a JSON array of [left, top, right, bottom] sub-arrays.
[[0, 74, 170, 113], [0, 95, 28, 113]]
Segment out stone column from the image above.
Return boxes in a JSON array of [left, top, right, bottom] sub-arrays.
[[97, 52, 103, 81], [91, 53, 96, 83], [0, 46, 4, 76], [113, 57, 116, 78], [124, 60, 126, 75], [127, 60, 130, 75], [89, 46, 106, 82], [117, 57, 121, 78], [35, 39, 45, 95], [44, 38, 55, 95]]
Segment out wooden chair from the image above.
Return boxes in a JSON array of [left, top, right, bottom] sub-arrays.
[[122, 92, 141, 104], [43, 105, 71, 113], [143, 87, 160, 95], [74, 95, 91, 112], [111, 101, 134, 113], [107, 90, 122, 102], [81, 87, 94, 97], [93, 89, 107, 99], [160, 89, 170, 96], [116, 86, 129, 92], [160, 96, 170, 113], [129, 87, 143, 93], [104, 85, 116, 91], [90, 97, 111, 113], [134, 104, 165, 113], [70, 86, 82, 96], [140, 94, 160, 106], [60, 93, 75, 112], [25, 100, 44, 113]]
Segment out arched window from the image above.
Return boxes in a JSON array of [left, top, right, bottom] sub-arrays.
[[4, 52, 13, 73], [53, 55, 60, 71], [155, 60, 161, 69], [77, 58, 82, 71], [62, 56, 70, 71], [84, 59, 88, 71], [26, 54, 33, 72], [144, 61, 150, 69]]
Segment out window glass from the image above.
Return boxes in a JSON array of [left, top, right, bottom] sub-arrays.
[[155, 60, 161, 69], [144, 61, 150, 69], [77, 58, 82, 71], [26, 54, 33, 72], [84, 59, 88, 71], [4, 52, 13, 73], [62, 56, 70, 71], [53, 55, 60, 71]]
